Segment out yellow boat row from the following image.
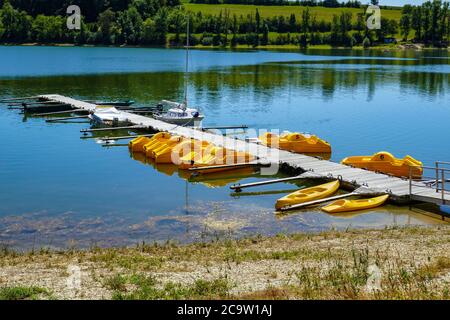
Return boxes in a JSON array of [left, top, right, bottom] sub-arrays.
[[275, 180, 389, 213], [129, 132, 255, 173]]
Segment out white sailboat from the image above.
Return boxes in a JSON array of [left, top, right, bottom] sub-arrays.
[[153, 15, 204, 126]]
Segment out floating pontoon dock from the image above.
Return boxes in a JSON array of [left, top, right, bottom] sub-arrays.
[[34, 94, 450, 207]]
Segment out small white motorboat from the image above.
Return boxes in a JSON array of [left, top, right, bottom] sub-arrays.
[[89, 107, 131, 125], [153, 101, 204, 125]]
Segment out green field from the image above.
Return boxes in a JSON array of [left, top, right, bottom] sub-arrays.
[[184, 4, 402, 22]]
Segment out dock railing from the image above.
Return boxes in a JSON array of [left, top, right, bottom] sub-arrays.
[[409, 161, 450, 204]]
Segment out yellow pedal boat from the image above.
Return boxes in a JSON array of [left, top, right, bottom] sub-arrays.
[[260, 132, 331, 153], [321, 194, 389, 214], [152, 136, 186, 162], [143, 132, 173, 158], [172, 140, 212, 165], [128, 136, 153, 153], [275, 180, 340, 210], [341, 151, 423, 178], [179, 147, 255, 173]]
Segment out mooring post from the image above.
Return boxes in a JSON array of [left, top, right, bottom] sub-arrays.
[[409, 166, 412, 199], [436, 161, 439, 193]]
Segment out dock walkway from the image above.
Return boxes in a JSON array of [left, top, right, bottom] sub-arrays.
[[41, 94, 450, 206]]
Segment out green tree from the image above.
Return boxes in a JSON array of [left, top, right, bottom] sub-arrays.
[[362, 37, 371, 48], [422, 1, 432, 42], [255, 8, 260, 34], [32, 15, 64, 43], [411, 5, 423, 40], [98, 8, 117, 44], [132, 0, 163, 20], [301, 8, 310, 34], [431, 0, 441, 44], [376, 17, 398, 41], [0, 15, 4, 39], [339, 12, 352, 46], [153, 7, 169, 45], [330, 14, 340, 45], [261, 22, 269, 45], [142, 17, 156, 44], [289, 13, 296, 32], [441, 1, 449, 42], [223, 9, 230, 46], [118, 6, 143, 45], [0, 1, 31, 42], [168, 8, 185, 44], [400, 12, 411, 41], [299, 33, 307, 48], [231, 14, 238, 47]]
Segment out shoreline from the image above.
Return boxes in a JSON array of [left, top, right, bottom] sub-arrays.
[[1, 225, 449, 300], [2, 42, 449, 52]]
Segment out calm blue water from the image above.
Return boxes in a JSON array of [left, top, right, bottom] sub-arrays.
[[0, 46, 448, 249]]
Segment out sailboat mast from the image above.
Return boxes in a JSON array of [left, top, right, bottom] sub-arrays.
[[183, 15, 189, 109]]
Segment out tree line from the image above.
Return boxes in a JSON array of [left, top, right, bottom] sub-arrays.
[[399, 1, 450, 46], [0, 0, 449, 48]]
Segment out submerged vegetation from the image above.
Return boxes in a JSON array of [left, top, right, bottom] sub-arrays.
[[0, 226, 449, 300], [0, 0, 448, 48]]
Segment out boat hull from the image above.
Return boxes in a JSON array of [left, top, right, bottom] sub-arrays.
[[24, 104, 74, 113], [153, 115, 204, 126]]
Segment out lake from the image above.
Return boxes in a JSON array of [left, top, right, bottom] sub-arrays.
[[0, 46, 448, 250]]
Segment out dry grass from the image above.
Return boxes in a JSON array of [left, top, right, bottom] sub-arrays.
[[0, 226, 449, 300]]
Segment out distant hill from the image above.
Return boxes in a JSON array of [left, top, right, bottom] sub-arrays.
[[184, 3, 402, 23]]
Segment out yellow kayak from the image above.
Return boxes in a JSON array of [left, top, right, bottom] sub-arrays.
[[275, 180, 340, 210], [321, 194, 389, 214], [341, 151, 423, 178]]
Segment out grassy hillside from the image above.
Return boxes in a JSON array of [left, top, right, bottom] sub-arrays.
[[184, 4, 402, 22]]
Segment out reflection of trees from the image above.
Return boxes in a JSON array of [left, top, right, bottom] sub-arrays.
[[399, 72, 448, 97], [1, 60, 448, 108]]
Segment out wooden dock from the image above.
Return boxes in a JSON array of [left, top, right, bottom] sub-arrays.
[[40, 94, 450, 206]]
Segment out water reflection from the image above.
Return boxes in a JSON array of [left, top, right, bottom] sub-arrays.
[[0, 48, 449, 250], [130, 150, 261, 188]]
